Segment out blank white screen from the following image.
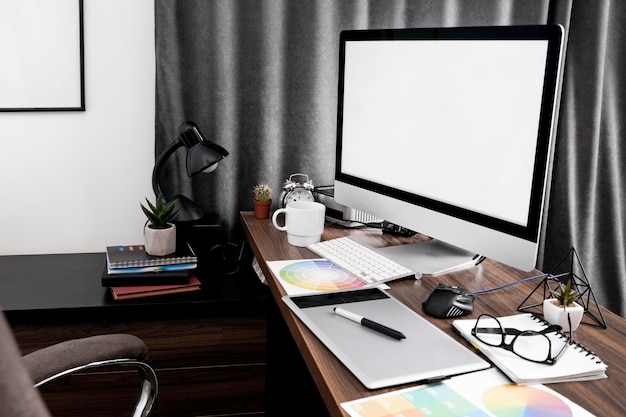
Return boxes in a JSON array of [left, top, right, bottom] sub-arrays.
[[341, 40, 549, 226]]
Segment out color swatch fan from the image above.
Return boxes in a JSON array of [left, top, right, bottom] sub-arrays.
[[267, 259, 366, 295]]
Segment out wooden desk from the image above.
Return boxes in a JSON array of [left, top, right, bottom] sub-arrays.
[[240, 211, 626, 417]]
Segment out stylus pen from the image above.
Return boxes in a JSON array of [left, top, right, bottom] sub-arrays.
[[334, 307, 406, 340]]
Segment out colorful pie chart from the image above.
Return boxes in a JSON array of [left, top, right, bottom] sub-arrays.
[[482, 384, 572, 417], [278, 260, 365, 292]]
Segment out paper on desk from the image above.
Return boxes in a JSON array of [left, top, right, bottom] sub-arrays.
[[341, 367, 595, 417], [267, 259, 390, 295], [452, 313, 607, 384]]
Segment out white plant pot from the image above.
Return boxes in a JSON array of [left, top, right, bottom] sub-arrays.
[[543, 298, 584, 332], [144, 223, 176, 256]]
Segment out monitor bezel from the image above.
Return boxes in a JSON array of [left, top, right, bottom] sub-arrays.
[[335, 25, 564, 245]]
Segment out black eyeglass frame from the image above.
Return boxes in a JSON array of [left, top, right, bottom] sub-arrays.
[[471, 313, 571, 365]]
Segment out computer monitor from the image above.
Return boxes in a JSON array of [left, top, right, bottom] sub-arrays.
[[334, 25, 565, 274]]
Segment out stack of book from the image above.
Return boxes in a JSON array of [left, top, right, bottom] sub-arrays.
[[102, 244, 201, 300]]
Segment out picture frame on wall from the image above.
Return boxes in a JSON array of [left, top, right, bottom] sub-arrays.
[[0, 0, 85, 112]]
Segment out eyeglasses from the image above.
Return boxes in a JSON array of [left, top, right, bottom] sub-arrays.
[[471, 314, 571, 365]]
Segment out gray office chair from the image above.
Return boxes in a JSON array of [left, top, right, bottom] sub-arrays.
[[0, 309, 158, 417]]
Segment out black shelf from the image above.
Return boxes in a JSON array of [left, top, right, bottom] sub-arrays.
[[0, 251, 269, 323]]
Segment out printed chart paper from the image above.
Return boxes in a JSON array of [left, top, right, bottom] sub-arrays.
[[341, 368, 594, 417]]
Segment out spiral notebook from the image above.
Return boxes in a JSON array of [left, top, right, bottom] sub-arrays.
[[452, 313, 606, 384], [105, 244, 197, 269]]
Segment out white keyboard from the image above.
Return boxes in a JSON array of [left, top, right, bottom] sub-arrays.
[[307, 237, 416, 285]]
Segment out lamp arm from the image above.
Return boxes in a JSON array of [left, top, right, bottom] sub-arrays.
[[152, 140, 184, 200]]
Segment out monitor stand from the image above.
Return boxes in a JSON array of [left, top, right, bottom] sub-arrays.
[[376, 239, 480, 276]]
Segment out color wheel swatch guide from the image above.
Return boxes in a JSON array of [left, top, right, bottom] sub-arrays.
[[267, 259, 368, 295], [341, 368, 594, 417]]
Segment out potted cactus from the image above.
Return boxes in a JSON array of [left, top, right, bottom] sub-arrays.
[[141, 195, 178, 255], [252, 183, 272, 219], [543, 278, 584, 332]]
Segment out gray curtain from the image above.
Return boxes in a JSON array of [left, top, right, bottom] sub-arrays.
[[541, 0, 626, 317], [155, 0, 626, 318]]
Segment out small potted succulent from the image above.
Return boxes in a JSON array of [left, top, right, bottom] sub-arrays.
[[543, 278, 584, 332], [252, 183, 272, 219], [141, 195, 178, 256]]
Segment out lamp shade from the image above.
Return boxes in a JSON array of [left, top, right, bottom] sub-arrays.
[[186, 141, 229, 176], [178, 122, 229, 176]]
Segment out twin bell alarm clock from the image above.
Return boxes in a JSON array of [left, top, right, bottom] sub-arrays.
[[279, 173, 315, 208]]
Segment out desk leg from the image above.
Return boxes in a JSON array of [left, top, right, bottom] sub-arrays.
[[265, 300, 330, 417]]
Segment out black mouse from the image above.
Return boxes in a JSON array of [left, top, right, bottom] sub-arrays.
[[422, 284, 475, 318]]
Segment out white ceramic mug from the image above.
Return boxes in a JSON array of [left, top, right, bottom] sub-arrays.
[[272, 201, 326, 247]]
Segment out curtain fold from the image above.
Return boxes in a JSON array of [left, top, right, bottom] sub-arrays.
[[154, 0, 554, 231], [155, 0, 626, 317], [542, 0, 626, 316]]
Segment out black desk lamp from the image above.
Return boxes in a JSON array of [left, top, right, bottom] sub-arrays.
[[152, 121, 229, 222]]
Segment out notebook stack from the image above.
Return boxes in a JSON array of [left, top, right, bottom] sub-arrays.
[[102, 244, 201, 300]]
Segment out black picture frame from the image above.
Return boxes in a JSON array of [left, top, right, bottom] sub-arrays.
[[0, 0, 85, 112]]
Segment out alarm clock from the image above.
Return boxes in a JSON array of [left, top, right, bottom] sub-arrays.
[[279, 173, 315, 208]]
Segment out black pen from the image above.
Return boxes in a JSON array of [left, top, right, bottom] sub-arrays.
[[334, 307, 406, 340]]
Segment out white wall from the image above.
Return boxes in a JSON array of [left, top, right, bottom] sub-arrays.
[[0, 0, 155, 255]]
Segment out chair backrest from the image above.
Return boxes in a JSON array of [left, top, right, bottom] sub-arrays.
[[0, 309, 52, 417]]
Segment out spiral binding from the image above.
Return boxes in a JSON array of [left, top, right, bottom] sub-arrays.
[[529, 313, 604, 365]]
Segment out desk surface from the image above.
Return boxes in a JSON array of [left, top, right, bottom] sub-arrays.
[[240, 211, 626, 417]]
